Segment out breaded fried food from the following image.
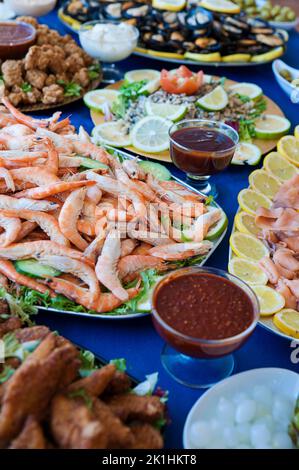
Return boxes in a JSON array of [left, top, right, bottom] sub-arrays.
[[0, 334, 79, 447], [93, 398, 134, 448], [0, 317, 22, 338], [1, 61, 23, 87], [129, 423, 164, 449], [68, 364, 116, 396], [50, 394, 108, 449], [106, 394, 165, 424], [9, 416, 46, 449], [104, 370, 132, 396]]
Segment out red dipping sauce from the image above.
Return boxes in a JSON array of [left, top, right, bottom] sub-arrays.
[[152, 268, 259, 358], [0, 21, 36, 60], [170, 127, 236, 176]]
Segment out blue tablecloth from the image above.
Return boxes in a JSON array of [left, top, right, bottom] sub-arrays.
[[33, 8, 299, 448]]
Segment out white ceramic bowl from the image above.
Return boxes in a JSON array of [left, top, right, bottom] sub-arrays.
[[269, 18, 299, 31], [183, 367, 299, 449], [273, 59, 299, 99], [5, 0, 57, 17]]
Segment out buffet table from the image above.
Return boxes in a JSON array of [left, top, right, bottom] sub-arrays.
[[33, 7, 299, 448]]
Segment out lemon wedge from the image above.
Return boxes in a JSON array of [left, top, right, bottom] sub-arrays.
[[200, 0, 240, 14], [229, 82, 263, 100], [264, 151, 298, 182], [251, 46, 284, 63], [222, 54, 251, 63], [249, 169, 281, 200], [254, 115, 291, 140], [152, 0, 186, 12], [277, 135, 299, 167], [196, 85, 228, 111], [230, 232, 269, 262], [228, 258, 268, 286], [294, 125, 299, 139], [273, 309, 299, 339], [237, 188, 271, 216], [252, 285, 285, 316], [234, 211, 261, 237], [184, 51, 221, 62]]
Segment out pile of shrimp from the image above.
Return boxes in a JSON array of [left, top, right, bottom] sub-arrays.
[[0, 97, 222, 313], [257, 174, 299, 311]]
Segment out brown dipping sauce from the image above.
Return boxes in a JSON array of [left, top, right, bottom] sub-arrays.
[[170, 127, 235, 176], [152, 271, 256, 358], [0, 22, 36, 60]]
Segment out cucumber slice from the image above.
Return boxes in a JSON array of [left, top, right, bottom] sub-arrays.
[[15, 259, 61, 278], [205, 208, 228, 241], [138, 161, 171, 181], [78, 157, 109, 170]]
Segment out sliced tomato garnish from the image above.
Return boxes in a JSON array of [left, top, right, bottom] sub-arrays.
[[160, 67, 203, 95]]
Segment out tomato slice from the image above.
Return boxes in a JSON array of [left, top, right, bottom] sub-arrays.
[[160, 67, 203, 95]]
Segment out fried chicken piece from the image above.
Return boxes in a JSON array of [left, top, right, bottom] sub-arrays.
[[104, 370, 132, 396], [35, 24, 51, 46], [7, 91, 24, 107], [0, 317, 22, 339], [68, 364, 116, 396], [63, 42, 83, 57], [45, 74, 56, 86], [1, 60, 23, 87], [14, 325, 50, 343], [0, 333, 79, 447], [106, 394, 165, 424], [42, 84, 64, 105], [73, 68, 90, 88], [16, 16, 38, 28], [26, 69, 47, 89], [65, 53, 85, 74], [24, 46, 50, 71], [129, 422, 164, 449], [9, 416, 46, 449], [50, 394, 108, 449], [93, 398, 134, 448]]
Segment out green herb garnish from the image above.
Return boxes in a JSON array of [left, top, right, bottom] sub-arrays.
[[57, 80, 82, 97], [204, 195, 214, 206], [79, 350, 98, 377], [110, 358, 127, 372], [21, 82, 32, 93], [68, 388, 93, 410], [88, 63, 101, 80], [111, 80, 148, 119]]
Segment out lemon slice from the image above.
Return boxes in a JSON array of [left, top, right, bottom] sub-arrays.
[[234, 211, 261, 237], [131, 116, 172, 153], [277, 135, 299, 167], [294, 125, 299, 139], [232, 143, 262, 166], [83, 89, 120, 113], [264, 151, 298, 182], [228, 258, 268, 286], [238, 188, 271, 216], [249, 169, 281, 200], [145, 99, 187, 122], [252, 285, 285, 316], [228, 82, 263, 100], [184, 51, 222, 62], [125, 69, 160, 83], [147, 49, 184, 59], [196, 85, 228, 111], [230, 232, 269, 261], [251, 46, 284, 63], [222, 54, 251, 63], [273, 309, 299, 339], [152, 0, 186, 12], [254, 115, 291, 140], [200, 0, 240, 14], [91, 121, 131, 147]]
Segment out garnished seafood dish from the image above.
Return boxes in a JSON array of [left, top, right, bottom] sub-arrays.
[[0, 97, 226, 317], [0, 300, 166, 448], [229, 129, 299, 339], [88, 66, 289, 164], [60, 0, 288, 65], [0, 16, 101, 110]]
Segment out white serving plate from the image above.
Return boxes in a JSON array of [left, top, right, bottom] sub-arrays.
[[183, 367, 299, 449]]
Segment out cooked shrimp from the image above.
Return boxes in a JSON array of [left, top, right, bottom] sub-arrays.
[[0, 168, 15, 192], [77, 218, 96, 237], [41, 137, 59, 174], [15, 221, 37, 242], [120, 239, 137, 258], [188, 208, 222, 242], [118, 255, 165, 282], [149, 240, 213, 260], [0, 123, 33, 137], [59, 187, 88, 251], [128, 228, 173, 246], [15, 180, 95, 200], [0, 214, 21, 246], [0, 260, 54, 296], [91, 285, 140, 313], [0, 112, 17, 128], [1, 97, 50, 129], [72, 140, 110, 165], [36, 128, 74, 154], [132, 242, 152, 255], [95, 229, 128, 301], [84, 231, 106, 263], [38, 255, 100, 307], [122, 158, 146, 180], [0, 209, 69, 246], [10, 167, 59, 187], [0, 195, 58, 212]]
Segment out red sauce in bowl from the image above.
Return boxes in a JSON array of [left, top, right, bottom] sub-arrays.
[[0, 21, 36, 60], [152, 269, 258, 358]]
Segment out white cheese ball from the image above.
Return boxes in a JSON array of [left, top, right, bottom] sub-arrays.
[[235, 399, 257, 424], [190, 421, 213, 448]]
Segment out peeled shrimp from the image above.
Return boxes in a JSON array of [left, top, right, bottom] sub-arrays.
[[0, 259, 54, 296], [15, 180, 95, 200], [58, 187, 88, 251], [149, 240, 213, 260], [95, 229, 128, 301]]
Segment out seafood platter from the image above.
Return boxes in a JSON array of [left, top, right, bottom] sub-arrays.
[[59, 0, 288, 66], [0, 16, 102, 111], [229, 126, 299, 341], [87, 66, 288, 164]]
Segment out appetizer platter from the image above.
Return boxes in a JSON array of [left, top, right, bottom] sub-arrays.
[[59, 0, 288, 67], [228, 126, 299, 341], [0, 98, 227, 319], [0, 16, 102, 111], [0, 302, 166, 448], [88, 66, 288, 164]]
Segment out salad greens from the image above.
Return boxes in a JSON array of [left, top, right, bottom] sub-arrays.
[[0, 286, 37, 325], [57, 80, 82, 97], [238, 94, 267, 142], [111, 79, 148, 119], [88, 63, 101, 81], [21, 82, 32, 93]]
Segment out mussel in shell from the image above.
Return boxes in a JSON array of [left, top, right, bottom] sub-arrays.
[[256, 34, 284, 47], [194, 37, 220, 52], [251, 27, 275, 35], [102, 2, 123, 20], [142, 32, 169, 51], [222, 24, 244, 38], [224, 16, 250, 34], [161, 11, 179, 27], [186, 7, 212, 29], [122, 2, 151, 20]]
